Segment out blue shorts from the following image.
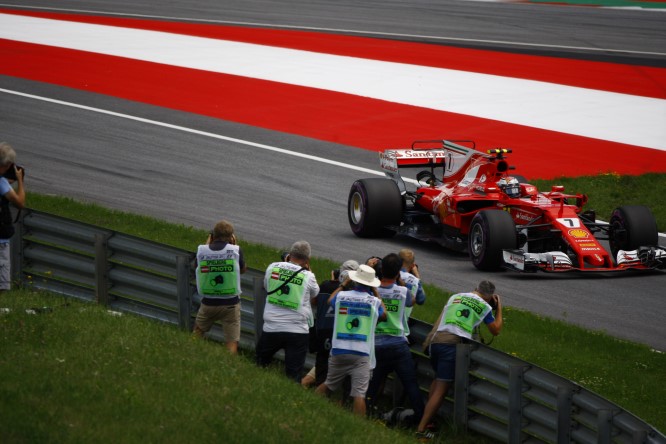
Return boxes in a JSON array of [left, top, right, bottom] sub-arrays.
[[430, 343, 457, 382]]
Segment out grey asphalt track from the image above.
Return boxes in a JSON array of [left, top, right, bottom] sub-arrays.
[[0, 1, 664, 350]]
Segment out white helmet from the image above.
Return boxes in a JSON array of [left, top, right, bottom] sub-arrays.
[[498, 177, 520, 198]]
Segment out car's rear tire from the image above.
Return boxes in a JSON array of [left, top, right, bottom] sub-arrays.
[[608, 205, 658, 261], [348, 178, 402, 238], [468, 210, 517, 270]]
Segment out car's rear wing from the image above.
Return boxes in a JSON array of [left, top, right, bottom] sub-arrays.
[[380, 140, 486, 191]]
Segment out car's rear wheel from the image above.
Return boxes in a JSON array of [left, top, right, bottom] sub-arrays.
[[608, 205, 657, 261], [468, 210, 517, 270], [348, 178, 402, 238]]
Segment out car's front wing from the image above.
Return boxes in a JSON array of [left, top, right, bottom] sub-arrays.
[[502, 246, 666, 272]]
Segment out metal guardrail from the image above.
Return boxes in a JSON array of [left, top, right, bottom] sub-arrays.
[[10, 208, 665, 444]]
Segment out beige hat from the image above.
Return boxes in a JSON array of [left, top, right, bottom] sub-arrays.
[[348, 264, 380, 288]]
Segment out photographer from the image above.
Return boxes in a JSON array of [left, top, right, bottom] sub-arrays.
[[192, 220, 246, 354], [256, 241, 319, 382], [0, 142, 25, 292], [301, 260, 359, 388], [415, 280, 503, 441]]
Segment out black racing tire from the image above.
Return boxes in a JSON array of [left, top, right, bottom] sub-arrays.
[[348, 178, 402, 238], [608, 205, 658, 261], [468, 210, 517, 271]]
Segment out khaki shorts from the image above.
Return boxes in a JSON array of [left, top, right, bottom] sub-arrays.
[[195, 302, 241, 343], [324, 353, 371, 398]]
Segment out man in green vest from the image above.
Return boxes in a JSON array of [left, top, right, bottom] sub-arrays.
[[366, 253, 424, 425], [193, 220, 247, 354], [256, 241, 320, 382], [416, 280, 503, 441], [315, 264, 387, 416]]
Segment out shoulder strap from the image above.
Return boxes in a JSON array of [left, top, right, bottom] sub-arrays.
[[266, 267, 306, 295]]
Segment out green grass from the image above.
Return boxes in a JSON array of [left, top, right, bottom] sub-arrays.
[[0, 290, 488, 444], [0, 290, 485, 444], [16, 178, 666, 435], [530, 172, 666, 232]]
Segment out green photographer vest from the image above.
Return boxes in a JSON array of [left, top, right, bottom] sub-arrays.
[[437, 292, 492, 339], [332, 291, 381, 356], [375, 285, 408, 337], [266, 264, 307, 310], [196, 244, 241, 298]]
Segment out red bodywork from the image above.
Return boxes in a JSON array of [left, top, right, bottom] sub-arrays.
[[374, 140, 663, 272]]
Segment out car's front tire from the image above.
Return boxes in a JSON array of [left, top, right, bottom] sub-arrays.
[[608, 205, 658, 262], [468, 210, 517, 271], [348, 178, 402, 238]]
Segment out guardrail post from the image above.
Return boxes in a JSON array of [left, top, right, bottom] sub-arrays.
[[631, 430, 647, 444], [253, 276, 266, 350], [9, 209, 26, 288], [557, 385, 573, 444], [597, 409, 614, 444], [94, 232, 111, 306], [454, 343, 472, 428], [508, 365, 528, 443], [176, 254, 193, 331]]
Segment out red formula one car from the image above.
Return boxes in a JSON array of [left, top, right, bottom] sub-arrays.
[[348, 140, 666, 272]]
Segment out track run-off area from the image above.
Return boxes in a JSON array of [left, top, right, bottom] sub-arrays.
[[1, 8, 665, 180]]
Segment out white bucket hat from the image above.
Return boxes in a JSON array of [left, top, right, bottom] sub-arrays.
[[348, 264, 380, 288]]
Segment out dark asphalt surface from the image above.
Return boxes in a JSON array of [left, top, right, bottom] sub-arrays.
[[0, 1, 664, 349]]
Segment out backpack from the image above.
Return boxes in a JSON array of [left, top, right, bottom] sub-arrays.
[[0, 196, 15, 239]]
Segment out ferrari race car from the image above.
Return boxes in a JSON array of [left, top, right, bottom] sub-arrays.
[[347, 140, 666, 272]]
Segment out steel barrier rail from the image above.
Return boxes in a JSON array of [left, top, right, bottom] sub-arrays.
[[9, 208, 665, 444]]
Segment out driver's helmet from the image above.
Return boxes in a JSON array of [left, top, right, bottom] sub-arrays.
[[498, 177, 520, 198]]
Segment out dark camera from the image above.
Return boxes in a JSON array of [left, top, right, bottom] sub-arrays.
[[367, 256, 383, 279], [489, 295, 498, 310], [2, 164, 24, 181], [280, 251, 290, 262]]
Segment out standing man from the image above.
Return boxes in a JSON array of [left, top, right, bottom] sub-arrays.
[[366, 253, 424, 425], [416, 280, 504, 440], [193, 220, 247, 354], [399, 248, 426, 340], [0, 142, 25, 292], [256, 241, 319, 382], [399, 248, 426, 306], [315, 264, 387, 416]]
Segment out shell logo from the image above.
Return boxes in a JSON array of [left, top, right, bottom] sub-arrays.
[[568, 229, 589, 239]]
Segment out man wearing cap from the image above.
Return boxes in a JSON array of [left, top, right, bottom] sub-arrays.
[[315, 264, 387, 416], [193, 220, 247, 354], [256, 240, 320, 382], [416, 280, 503, 440]]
